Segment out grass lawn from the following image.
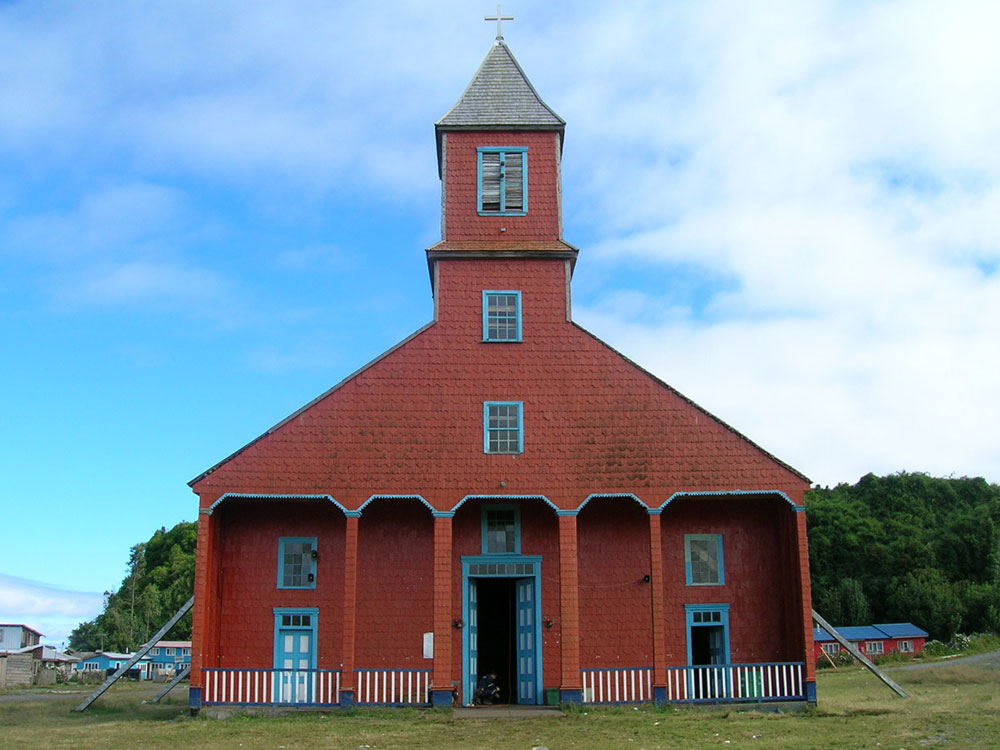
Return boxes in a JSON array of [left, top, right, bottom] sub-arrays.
[[2, 664, 998, 749]]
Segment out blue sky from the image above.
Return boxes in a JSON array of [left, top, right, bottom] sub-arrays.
[[2, 0, 998, 645]]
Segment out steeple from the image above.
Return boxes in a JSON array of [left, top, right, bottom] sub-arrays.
[[429, 42, 577, 276]]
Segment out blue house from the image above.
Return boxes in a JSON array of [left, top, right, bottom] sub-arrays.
[[143, 640, 192, 676], [74, 651, 152, 679]]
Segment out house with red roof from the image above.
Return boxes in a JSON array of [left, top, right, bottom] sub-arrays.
[[814, 623, 929, 663], [188, 37, 816, 711]]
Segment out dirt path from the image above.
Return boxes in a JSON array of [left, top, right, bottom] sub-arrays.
[[0, 685, 162, 704], [884, 648, 1000, 672]]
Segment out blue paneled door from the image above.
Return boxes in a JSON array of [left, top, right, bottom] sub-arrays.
[[276, 627, 314, 704], [515, 577, 536, 704], [468, 579, 479, 699]]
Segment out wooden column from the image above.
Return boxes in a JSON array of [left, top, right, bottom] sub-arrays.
[[795, 508, 818, 702], [431, 514, 454, 707], [647, 511, 667, 701], [189, 504, 220, 710], [340, 512, 360, 705], [557, 512, 582, 702]]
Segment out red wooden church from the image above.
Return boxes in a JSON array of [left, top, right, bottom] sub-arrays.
[[188, 39, 817, 711]]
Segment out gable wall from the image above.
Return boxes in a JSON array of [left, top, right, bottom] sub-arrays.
[[193, 259, 806, 510], [442, 131, 561, 242]]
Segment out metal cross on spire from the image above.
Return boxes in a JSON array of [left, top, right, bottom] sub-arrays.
[[485, 4, 513, 41]]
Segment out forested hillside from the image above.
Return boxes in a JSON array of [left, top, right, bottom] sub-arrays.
[[69, 521, 196, 652], [806, 473, 1000, 640]]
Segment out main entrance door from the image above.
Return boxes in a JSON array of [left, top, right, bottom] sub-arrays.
[[463, 557, 542, 705]]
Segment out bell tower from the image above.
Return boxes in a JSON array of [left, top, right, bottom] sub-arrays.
[[428, 40, 578, 301]]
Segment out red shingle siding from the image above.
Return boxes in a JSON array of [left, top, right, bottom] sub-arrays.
[[660, 496, 801, 664], [355, 500, 434, 667], [215, 501, 345, 669], [578, 498, 653, 667], [442, 131, 561, 242], [192, 257, 806, 508]]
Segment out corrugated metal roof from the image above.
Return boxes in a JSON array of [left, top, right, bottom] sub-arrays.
[[813, 623, 926, 641], [437, 42, 564, 129], [873, 622, 929, 638]]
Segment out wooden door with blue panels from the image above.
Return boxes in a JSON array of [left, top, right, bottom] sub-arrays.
[[273, 610, 316, 704], [515, 577, 536, 704]]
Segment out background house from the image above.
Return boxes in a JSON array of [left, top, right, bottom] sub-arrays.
[[814, 623, 929, 663]]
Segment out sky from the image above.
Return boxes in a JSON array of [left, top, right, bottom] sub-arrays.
[[1, 0, 998, 645]]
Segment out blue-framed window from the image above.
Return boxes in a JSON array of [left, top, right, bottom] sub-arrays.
[[482, 290, 522, 342], [481, 504, 521, 554], [278, 537, 317, 589], [684, 534, 724, 586], [484, 402, 523, 454], [477, 147, 527, 215]]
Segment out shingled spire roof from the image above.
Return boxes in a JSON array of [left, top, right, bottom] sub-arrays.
[[437, 40, 564, 137]]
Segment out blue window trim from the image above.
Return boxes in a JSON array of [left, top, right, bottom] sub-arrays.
[[480, 503, 522, 555], [277, 537, 317, 590], [482, 290, 522, 342], [272, 607, 318, 671], [684, 533, 724, 586], [483, 401, 524, 454], [477, 146, 528, 216], [684, 603, 731, 667]]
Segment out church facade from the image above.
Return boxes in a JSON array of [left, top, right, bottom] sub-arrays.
[[188, 41, 816, 710]]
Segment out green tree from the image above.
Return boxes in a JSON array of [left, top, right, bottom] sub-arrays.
[[69, 521, 196, 652]]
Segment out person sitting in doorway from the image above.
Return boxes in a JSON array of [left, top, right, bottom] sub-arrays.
[[474, 672, 500, 705]]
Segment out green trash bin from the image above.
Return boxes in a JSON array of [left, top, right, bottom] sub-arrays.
[[545, 688, 559, 705]]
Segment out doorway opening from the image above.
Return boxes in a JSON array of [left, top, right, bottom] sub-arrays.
[[474, 577, 516, 704]]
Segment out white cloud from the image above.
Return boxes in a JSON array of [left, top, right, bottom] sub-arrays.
[[571, 0, 1000, 485], [0, 574, 103, 646]]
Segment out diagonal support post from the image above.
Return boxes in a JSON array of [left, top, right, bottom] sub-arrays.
[[150, 664, 190, 703], [74, 596, 194, 712], [812, 609, 909, 698]]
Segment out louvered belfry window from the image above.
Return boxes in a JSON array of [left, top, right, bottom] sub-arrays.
[[478, 148, 527, 215]]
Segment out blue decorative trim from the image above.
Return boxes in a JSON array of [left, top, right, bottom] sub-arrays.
[[653, 685, 667, 704], [277, 537, 318, 590], [806, 681, 817, 704], [576, 493, 649, 513], [559, 688, 583, 704], [481, 503, 521, 555], [188, 686, 203, 709], [483, 401, 524, 454], [482, 290, 523, 342], [451, 494, 559, 513], [344, 510, 362, 518], [340, 689, 355, 708], [207, 493, 349, 516], [432, 511, 455, 518], [431, 689, 454, 707], [684, 534, 724, 587], [477, 146, 528, 216], [357, 494, 436, 515], [555, 509, 578, 516], [659, 490, 801, 512]]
